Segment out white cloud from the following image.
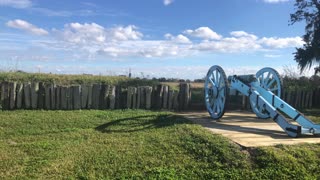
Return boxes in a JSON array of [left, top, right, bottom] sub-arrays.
[[259, 36, 303, 48], [0, 0, 32, 8], [264, 54, 281, 58], [165, 33, 191, 44], [53, 23, 142, 47], [194, 37, 261, 53], [230, 31, 258, 40], [110, 25, 143, 41], [26, 23, 304, 59], [263, 0, 289, 3], [98, 40, 192, 58], [54, 22, 106, 44], [184, 27, 222, 40], [163, 0, 174, 6], [6, 19, 48, 35]]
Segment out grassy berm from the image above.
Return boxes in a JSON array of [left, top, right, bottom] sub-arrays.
[[0, 110, 320, 179], [0, 72, 158, 86]]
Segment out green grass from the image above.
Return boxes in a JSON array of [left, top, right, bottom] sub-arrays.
[[302, 109, 320, 123], [0, 72, 158, 86], [0, 110, 320, 179]]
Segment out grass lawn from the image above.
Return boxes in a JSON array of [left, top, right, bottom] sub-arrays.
[[0, 110, 320, 179]]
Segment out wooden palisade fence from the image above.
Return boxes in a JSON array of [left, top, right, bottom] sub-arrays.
[[0, 82, 191, 111], [239, 88, 320, 110]]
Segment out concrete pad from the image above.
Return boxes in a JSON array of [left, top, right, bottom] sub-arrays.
[[178, 111, 320, 147]]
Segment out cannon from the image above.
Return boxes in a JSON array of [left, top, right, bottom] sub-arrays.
[[204, 65, 320, 137]]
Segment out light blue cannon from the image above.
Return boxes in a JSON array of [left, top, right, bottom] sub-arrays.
[[204, 65, 320, 137]]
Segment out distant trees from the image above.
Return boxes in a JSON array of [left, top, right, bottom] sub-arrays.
[[290, 0, 320, 74]]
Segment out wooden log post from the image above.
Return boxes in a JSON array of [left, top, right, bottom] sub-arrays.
[[0, 82, 1, 108], [115, 86, 121, 109], [72, 85, 81, 110], [241, 95, 246, 110], [162, 86, 169, 109], [87, 84, 93, 109], [55, 86, 61, 109], [120, 87, 127, 109], [0, 82, 3, 109], [307, 91, 311, 108], [92, 84, 101, 109], [38, 82, 45, 109], [44, 84, 51, 110], [312, 89, 317, 107], [51, 84, 56, 110], [127, 87, 132, 109], [31, 82, 39, 109], [9, 82, 17, 110], [246, 96, 251, 110], [145, 86, 152, 109], [179, 83, 191, 111], [60, 86, 68, 110], [23, 82, 31, 109], [303, 91, 307, 108], [16, 83, 23, 109], [283, 91, 288, 104], [168, 89, 174, 110], [155, 85, 163, 109], [109, 86, 116, 109], [173, 91, 179, 111], [67, 87, 72, 110], [315, 88, 320, 107], [309, 90, 313, 108], [81, 85, 88, 109], [99, 84, 109, 109], [140, 87, 146, 109], [137, 87, 141, 109], [301, 90, 305, 109], [294, 90, 299, 108], [132, 87, 137, 109], [45, 83, 54, 110], [1, 82, 9, 110], [185, 83, 191, 110], [287, 91, 292, 106]]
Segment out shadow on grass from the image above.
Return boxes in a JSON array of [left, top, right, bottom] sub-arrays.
[[95, 115, 192, 133]]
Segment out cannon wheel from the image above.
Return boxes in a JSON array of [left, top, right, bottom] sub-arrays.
[[250, 67, 282, 119], [204, 65, 228, 119]]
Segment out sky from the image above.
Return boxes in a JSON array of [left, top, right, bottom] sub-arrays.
[[0, 0, 312, 79]]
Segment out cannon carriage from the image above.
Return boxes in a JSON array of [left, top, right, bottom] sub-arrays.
[[204, 65, 320, 137]]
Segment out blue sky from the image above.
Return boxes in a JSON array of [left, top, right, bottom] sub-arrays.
[[0, 0, 311, 79]]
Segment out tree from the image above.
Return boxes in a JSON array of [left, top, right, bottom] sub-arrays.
[[290, 0, 320, 74]]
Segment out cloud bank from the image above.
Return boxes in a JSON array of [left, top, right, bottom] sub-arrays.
[[5, 20, 303, 59]]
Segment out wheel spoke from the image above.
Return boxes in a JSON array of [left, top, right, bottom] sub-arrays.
[[218, 74, 222, 87], [209, 78, 215, 86], [264, 72, 271, 87], [219, 90, 225, 98], [269, 87, 278, 92], [210, 98, 215, 106], [259, 106, 263, 113], [213, 103, 217, 112], [266, 78, 276, 88], [214, 70, 218, 84], [218, 98, 224, 110]]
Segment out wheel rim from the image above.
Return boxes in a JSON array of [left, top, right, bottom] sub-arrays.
[[204, 65, 228, 119], [250, 67, 282, 119]]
